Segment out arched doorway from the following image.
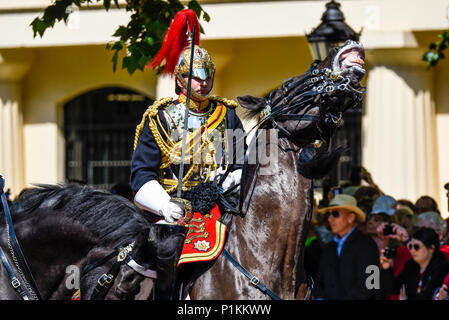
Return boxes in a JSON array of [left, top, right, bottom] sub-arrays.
[[64, 87, 153, 190]]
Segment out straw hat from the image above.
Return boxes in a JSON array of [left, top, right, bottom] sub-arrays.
[[318, 194, 366, 223]]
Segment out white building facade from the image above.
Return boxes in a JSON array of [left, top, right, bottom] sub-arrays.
[[1, 0, 448, 216]]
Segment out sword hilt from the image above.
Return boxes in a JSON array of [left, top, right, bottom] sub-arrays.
[[170, 197, 193, 224]]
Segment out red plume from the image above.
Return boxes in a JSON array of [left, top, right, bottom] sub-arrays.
[[148, 9, 200, 75]]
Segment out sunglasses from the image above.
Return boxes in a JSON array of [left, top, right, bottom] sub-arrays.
[[407, 243, 421, 251], [326, 211, 341, 218]]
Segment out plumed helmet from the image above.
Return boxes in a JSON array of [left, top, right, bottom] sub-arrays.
[[174, 45, 215, 101], [175, 45, 215, 81], [147, 9, 215, 100]]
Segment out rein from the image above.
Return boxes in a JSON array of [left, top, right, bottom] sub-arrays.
[[0, 175, 43, 300], [222, 249, 282, 300]]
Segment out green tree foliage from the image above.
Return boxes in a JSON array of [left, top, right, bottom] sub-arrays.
[[423, 31, 449, 68], [30, 0, 210, 74]]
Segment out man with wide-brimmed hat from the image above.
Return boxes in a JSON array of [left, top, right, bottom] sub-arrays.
[[314, 194, 381, 300]]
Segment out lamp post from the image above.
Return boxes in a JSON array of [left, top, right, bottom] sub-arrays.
[[306, 1, 363, 188], [306, 0, 361, 60]]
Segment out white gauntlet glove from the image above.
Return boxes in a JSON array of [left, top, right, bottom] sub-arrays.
[[210, 168, 242, 192], [134, 180, 183, 223]]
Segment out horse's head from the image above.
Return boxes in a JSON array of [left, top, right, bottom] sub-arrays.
[[108, 229, 158, 300], [237, 40, 366, 178], [319, 40, 366, 92], [101, 224, 188, 300]]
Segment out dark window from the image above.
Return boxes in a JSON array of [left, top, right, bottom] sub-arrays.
[[64, 87, 153, 190], [313, 103, 362, 196], [328, 105, 362, 185]]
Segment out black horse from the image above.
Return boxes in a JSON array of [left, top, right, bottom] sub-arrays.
[[0, 184, 185, 300]]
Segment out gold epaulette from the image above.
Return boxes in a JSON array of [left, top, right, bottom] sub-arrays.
[[133, 97, 174, 152], [210, 96, 240, 109], [133, 96, 232, 194]]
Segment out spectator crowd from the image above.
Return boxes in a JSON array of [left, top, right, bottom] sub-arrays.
[[306, 166, 449, 300]]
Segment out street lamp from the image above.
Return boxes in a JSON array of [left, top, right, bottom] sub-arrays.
[[306, 0, 361, 60]]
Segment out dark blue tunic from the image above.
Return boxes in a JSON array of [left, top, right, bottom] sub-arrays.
[[130, 100, 245, 193]]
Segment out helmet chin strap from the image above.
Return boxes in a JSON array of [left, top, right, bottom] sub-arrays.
[[176, 73, 214, 102]]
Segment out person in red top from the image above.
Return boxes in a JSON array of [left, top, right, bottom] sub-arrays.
[[377, 211, 449, 270], [377, 211, 449, 299], [380, 227, 449, 300]]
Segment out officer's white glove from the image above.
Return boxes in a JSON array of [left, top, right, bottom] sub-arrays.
[[223, 168, 242, 191], [209, 168, 242, 192], [134, 180, 183, 223]]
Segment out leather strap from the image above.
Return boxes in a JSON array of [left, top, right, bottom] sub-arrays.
[[126, 259, 157, 279], [222, 249, 282, 300], [90, 261, 122, 300], [0, 246, 30, 300], [0, 175, 43, 300]]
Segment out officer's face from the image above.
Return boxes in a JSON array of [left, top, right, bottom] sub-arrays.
[[179, 76, 213, 96]]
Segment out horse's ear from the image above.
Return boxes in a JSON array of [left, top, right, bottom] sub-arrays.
[[237, 95, 266, 112]]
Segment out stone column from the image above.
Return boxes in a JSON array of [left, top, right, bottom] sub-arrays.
[[434, 62, 449, 215], [0, 49, 32, 196], [362, 49, 439, 205], [0, 80, 24, 196]]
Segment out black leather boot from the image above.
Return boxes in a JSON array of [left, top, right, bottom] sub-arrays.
[[148, 223, 188, 300]]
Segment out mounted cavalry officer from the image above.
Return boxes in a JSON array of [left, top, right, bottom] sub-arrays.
[[130, 9, 244, 299]]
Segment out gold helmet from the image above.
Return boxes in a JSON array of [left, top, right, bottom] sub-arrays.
[[175, 45, 215, 101], [147, 10, 215, 101]]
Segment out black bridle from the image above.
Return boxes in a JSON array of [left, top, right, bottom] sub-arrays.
[[263, 61, 365, 145]]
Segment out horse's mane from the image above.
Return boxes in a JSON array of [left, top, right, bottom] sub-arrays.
[[237, 105, 262, 127], [11, 184, 151, 248], [237, 69, 314, 133]]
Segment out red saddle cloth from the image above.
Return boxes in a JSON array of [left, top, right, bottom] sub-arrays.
[[178, 203, 226, 266]]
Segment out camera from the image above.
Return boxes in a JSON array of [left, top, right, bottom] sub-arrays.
[[383, 247, 397, 259], [383, 224, 396, 236]]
